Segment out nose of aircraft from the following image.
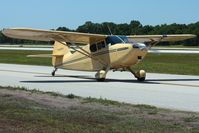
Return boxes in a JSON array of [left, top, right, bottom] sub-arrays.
[[132, 43, 147, 51]]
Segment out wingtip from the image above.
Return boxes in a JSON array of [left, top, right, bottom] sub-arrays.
[[179, 34, 197, 39], [192, 34, 197, 38], [1, 28, 9, 35], [1, 28, 6, 34], [188, 34, 197, 39]]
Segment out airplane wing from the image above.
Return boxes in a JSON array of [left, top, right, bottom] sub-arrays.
[[2, 28, 196, 44], [2, 28, 107, 44], [127, 34, 196, 43]]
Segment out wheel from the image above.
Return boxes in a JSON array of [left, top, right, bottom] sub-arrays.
[[137, 77, 145, 82], [96, 78, 106, 82], [136, 70, 146, 82], [51, 68, 57, 76], [95, 70, 107, 82], [51, 71, 55, 76]]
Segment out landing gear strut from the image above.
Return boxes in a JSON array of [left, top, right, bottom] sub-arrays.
[[128, 68, 146, 82], [51, 68, 58, 76]]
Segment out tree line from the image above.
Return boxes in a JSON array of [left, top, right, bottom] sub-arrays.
[[0, 20, 199, 46]]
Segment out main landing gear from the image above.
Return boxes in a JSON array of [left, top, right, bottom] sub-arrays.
[[128, 67, 146, 82], [51, 68, 58, 76], [95, 67, 109, 82]]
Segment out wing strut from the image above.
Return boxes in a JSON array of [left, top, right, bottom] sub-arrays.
[[148, 35, 166, 49]]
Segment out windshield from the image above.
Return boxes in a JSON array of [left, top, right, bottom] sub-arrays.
[[105, 36, 129, 45]]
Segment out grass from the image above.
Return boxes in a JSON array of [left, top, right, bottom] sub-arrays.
[[134, 53, 199, 75], [0, 50, 199, 75], [82, 96, 123, 106], [0, 50, 51, 66], [0, 86, 199, 133], [2, 86, 79, 99]]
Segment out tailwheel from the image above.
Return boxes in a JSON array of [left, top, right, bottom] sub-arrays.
[[51, 68, 57, 76], [95, 70, 107, 82]]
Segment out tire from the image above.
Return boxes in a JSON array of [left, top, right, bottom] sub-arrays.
[[51, 71, 55, 76], [137, 77, 145, 82], [96, 78, 106, 82]]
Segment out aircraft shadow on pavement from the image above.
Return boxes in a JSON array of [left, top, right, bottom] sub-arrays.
[[106, 78, 199, 85], [21, 80, 97, 83], [20, 74, 199, 84], [146, 78, 199, 82], [21, 75, 97, 83], [35, 75, 94, 79]]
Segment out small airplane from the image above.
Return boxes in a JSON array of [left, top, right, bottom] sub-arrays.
[[2, 28, 196, 81]]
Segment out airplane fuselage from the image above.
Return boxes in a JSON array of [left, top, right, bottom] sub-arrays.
[[59, 43, 148, 71]]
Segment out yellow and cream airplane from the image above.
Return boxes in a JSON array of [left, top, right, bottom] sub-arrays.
[[2, 28, 196, 81]]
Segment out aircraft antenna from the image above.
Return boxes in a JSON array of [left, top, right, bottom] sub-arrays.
[[107, 25, 113, 35]]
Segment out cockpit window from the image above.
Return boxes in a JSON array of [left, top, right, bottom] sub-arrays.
[[105, 36, 129, 45], [119, 36, 129, 43]]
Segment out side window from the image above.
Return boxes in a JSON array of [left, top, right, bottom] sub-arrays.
[[101, 42, 106, 48], [97, 41, 106, 50], [97, 43, 102, 50], [90, 40, 106, 52], [90, 44, 97, 52]]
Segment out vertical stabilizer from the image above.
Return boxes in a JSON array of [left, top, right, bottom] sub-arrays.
[[52, 41, 71, 67]]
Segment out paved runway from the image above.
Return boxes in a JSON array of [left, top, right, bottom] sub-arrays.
[[0, 63, 199, 112], [1, 46, 199, 54]]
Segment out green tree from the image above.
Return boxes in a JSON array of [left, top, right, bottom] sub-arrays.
[[56, 27, 71, 31], [1, 20, 199, 46], [130, 20, 143, 35]]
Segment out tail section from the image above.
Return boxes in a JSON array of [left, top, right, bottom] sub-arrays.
[[52, 41, 71, 67]]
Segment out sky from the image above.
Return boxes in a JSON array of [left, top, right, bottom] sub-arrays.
[[0, 0, 199, 30]]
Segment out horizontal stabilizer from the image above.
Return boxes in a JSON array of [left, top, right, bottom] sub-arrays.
[[27, 54, 52, 58], [27, 54, 65, 58]]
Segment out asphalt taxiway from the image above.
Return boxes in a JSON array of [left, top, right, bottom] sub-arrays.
[[0, 63, 199, 112]]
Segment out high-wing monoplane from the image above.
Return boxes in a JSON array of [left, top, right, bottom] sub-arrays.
[[2, 28, 196, 81]]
